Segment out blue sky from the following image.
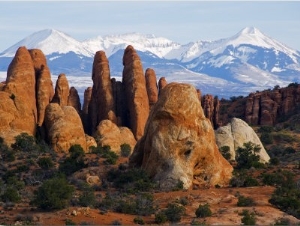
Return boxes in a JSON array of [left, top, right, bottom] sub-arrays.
[[0, 1, 299, 52]]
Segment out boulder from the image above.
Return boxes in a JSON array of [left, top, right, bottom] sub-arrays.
[[122, 45, 149, 140], [129, 83, 233, 190], [215, 117, 270, 162], [44, 103, 88, 152], [94, 120, 136, 155]]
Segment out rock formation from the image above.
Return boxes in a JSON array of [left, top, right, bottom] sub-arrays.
[[145, 68, 158, 108], [0, 46, 37, 144], [67, 87, 81, 113], [51, 73, 70, 107], [122, 45, 149, 140], [215, 117, 270, 162], [158, 77, 167, 94], [82, 87, 92, 133], [129, 82, 233, 190], [218, 84, 300, 127], [89, 51, 116, 134], [111, 78, 126, 126], [94, 120, 136, 155], [29, 49, 54, 127], [44, 103, 89, 152]]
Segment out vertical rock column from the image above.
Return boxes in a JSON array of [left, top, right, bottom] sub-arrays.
[[122, 45, 149, 140], [3, 46, 37, 135], [29, 49, 54, 127], [145, 68, 158, 109], [51, 73, 70, 107], [89, 51, 116, 134]]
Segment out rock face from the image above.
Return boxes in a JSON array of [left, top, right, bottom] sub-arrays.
[[29, 49, 54, 127], [44, 103, 88, 152], [51, 73, 70, 107], [129, 83, 233, 190], [158, 77, 167, 94], [218, 84, 300, 127], [94, 120, 136, 155], [215, 117, 270, 162], [82, 87, 92, 133], [122, 45, 149, 140], [67, 87, 81, 113], [89, 51, 116, 134], [0, 47, 37, 144], [145, 68, 158, 108]]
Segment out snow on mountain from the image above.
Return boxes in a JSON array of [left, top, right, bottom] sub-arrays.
[[82, 32, 181, 58], [1, 27, 300, 99], [0, 29, 93, 57]]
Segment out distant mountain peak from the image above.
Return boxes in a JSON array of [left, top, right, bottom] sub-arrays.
[[239, 26, 261, 35]]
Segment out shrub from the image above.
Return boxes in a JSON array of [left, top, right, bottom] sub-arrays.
[[164, 203, 185, 223], [155, 211, 168, 224], [260, 132, 273, 145], [195, 203, 212, 218], [236, 142, 264, 169], [237, 195, 255, 207], [240, 210, 256, 225], [65, 219, 76, 225], [11, 133, 37, 152], [107, 168, 156, 192], [120, 143, 131, 157], [59, 145, 87, 176], [220, 146, 231, 160], [173, 180, 184, 191], [31, 176, 74, 210], [92, 145, 118, 164], [37, 157, 54, 170], [258, 126, 273, 133], [133, 217, 144, 225], [1, 187, 21, 203], [78, 186, 96, 207]]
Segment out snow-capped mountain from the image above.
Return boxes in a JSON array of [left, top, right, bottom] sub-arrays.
[[1, 27, 300, 98]]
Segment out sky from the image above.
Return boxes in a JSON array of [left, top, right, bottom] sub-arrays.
[[0, 1, 299, 52]]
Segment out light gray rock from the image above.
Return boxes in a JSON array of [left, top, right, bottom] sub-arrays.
[[215, 117, 270, 163]]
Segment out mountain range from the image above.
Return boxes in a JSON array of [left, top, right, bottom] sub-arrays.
[[1, 27, 300, 99]]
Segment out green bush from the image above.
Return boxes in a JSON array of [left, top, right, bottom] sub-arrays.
[[260, 132, 273, 145], [220, 146, 231, 160], [31, 176, 74, 210], [59, 145, 87, 176], [1, 187, 21, 203], [164, 203, 185, 223], [92, 145, 118, 165], [236, 142, 264, 169], [107, 168, 156, 192], [78, 187, 96, 208], [195, 203, 212, 218], [155, 211, 168, 224], [237, 195, 255, 207], [240, 210, 256, 225], [37, 157, 54, 170], [120, 143, 131, 157], [133, 217, 144, 225], [11, 133, 37, 152]]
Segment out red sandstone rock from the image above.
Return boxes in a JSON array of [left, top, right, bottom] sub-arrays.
[[82, 87, 92, 133], [94, 120, 136, 155], [68, 87, 81, 113], [145, 68, 158, 108], [52, 73, 70, 107], [3, 46, 37, 136], [158, 77, 167, 94], [44, 103, 88, 152], [29, 49, 54, 126], [122, 45, 149, 140], [130, 83, 233, 190], [89, 51, 116, 134]]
